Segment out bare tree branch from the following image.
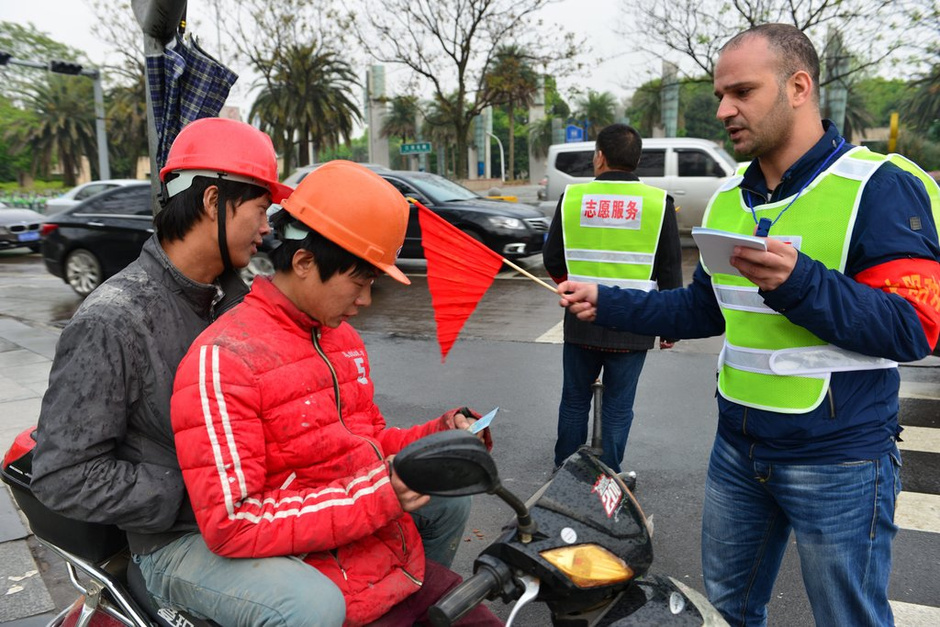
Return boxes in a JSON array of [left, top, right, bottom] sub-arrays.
[[352, 0, 584, 176], [625, 0, 904, 85]]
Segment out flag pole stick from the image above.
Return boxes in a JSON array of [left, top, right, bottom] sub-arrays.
[[501, 257, 559, 294]]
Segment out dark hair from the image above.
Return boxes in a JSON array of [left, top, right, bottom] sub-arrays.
[[155, 176, 268, 243], [721, 23, 820, 102], [268, 209, 379, 282], [595, 124, 642, 171]]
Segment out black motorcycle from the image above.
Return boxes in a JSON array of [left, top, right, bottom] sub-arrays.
[[394, 410, 725, 626]]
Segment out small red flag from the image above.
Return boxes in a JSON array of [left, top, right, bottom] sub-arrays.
[[415, 202, 505, 362]]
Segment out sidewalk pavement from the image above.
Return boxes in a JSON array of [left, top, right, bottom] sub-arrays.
[[0, 318, 61, 625]]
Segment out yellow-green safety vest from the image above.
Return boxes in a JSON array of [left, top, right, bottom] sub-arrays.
[[561, 180, 667, 291], [702, 146, 940, 413]]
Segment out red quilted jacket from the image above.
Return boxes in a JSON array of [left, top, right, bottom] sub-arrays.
[[171, 277, 450, 625]]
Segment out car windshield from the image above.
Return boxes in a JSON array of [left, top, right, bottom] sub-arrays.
[[407, 173, 479, 202]]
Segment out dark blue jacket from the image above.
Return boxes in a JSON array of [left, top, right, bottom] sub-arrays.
[[594, 122, 940, 463]]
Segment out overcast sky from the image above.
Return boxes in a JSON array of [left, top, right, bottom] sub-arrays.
[[2, 0, 667, 115]]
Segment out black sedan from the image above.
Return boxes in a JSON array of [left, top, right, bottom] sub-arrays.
[[283, 166, 549, 260], [382, 171, 548, 259], [41, 183, 276, 296], [41, 183, 155, 295]]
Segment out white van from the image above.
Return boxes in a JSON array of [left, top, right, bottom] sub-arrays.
[[541, 138, 739, 234]]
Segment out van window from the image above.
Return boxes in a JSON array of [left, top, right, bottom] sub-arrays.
[[636, 149, 665, 177], [555, 150, 595, 178], [676, 149, 722, 177]]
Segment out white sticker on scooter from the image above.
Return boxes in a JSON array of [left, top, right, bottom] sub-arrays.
[[669, 591, 687, 614], [592, 474, 623, 519], [560, 527, 578, 544], [157, 609, 195, 627]]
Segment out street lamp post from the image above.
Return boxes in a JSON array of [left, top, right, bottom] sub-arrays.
[[486, 131, 505, 182], [0, 54, 110, 180]]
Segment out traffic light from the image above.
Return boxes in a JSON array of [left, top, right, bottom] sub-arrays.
[[0, 51, 11, 66], [49, 60, 83, 75]]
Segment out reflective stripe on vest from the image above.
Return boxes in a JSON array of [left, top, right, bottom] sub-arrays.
[[561, 180, 667, 290], [722, 342, 897, 376], [703, 147, 909, 413]]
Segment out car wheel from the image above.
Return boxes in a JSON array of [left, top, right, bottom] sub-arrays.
[[239, 251, 275, 286], [65, 248, 103, 296]]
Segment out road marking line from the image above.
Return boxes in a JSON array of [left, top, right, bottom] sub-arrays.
[[535, 321, 563, 344], [898, 426, 940, 454], [896, 491, 940, 534], [899, 381, 940, 400], [890, 600, 940, 626]]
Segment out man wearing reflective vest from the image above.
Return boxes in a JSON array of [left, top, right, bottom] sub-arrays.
[[543, 123, 682, 474], [555, 24, 940, 627]]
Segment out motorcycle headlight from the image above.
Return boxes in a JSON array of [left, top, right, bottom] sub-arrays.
[[486, 216, 525, 230], [539, 544, 634, 588]]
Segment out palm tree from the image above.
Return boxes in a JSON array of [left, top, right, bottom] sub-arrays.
[[297, 49, 362, 162], [574, 91, 618, 140], [903, 64, 940, 134], [250, 85, 293, 175], [483, 45, 539, 180], [19, 75, 97, 185], [626, 80, 662, 138], [840, 85, 875, 144], [527, 116, 555, 159], [250, 44, 361, 175], [106, 75, 149, 178], [423, 93, 466, 177], [381, 95, 419, 168]]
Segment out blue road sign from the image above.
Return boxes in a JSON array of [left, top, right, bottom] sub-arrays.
[[565, 124, 584, 142]]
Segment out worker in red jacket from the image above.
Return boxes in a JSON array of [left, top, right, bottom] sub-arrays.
[[166, 161, 498, 626]]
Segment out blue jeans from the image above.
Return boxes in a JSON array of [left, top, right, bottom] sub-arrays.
[[137, 495, 470, 626], [701, 433, 901, 627], [554, 343, 647, 472]]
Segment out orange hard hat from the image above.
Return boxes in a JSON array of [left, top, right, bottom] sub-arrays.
[[281, 161, 410, 285], [159, 118, 292, 203]]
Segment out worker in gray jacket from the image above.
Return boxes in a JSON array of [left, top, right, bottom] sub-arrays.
[[31, 117, 293, 610]]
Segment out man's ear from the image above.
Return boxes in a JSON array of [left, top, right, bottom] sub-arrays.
[[202, 185, 220, 221], [789, 70, 814, 107], [292, 249, 316, 279]]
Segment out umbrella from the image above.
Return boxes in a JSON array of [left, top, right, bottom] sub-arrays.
[[145, 34, 238, 168]]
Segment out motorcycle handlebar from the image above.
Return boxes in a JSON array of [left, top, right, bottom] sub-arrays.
[[428, 567, 501, 627]]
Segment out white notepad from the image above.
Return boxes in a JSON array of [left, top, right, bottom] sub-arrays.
[[691, 227, 767, 277]]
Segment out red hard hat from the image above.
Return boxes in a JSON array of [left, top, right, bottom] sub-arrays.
[[159, 118, 292, 203], [281, 161, 411, 284]]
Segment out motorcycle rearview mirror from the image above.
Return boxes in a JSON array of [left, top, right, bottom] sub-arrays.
[[394, 430, 498, 496], [394, 430, 538, 540]]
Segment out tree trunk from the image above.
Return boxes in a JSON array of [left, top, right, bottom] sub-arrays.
[[298, 135, 310, 167], [281, 131, 294, 179], [454, 116, 470, 179], [61, 151, 77, 187]]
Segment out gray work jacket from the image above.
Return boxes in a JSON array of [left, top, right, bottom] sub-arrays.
[[31, 235, 247, 554]]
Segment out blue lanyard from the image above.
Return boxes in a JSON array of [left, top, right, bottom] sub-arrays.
[[747, 137, 846, 237]]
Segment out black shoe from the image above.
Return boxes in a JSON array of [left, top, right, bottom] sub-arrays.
[[617, 470, 637, 492]]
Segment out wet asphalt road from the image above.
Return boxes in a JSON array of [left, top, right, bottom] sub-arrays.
[[2, 246, 938, 626]]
